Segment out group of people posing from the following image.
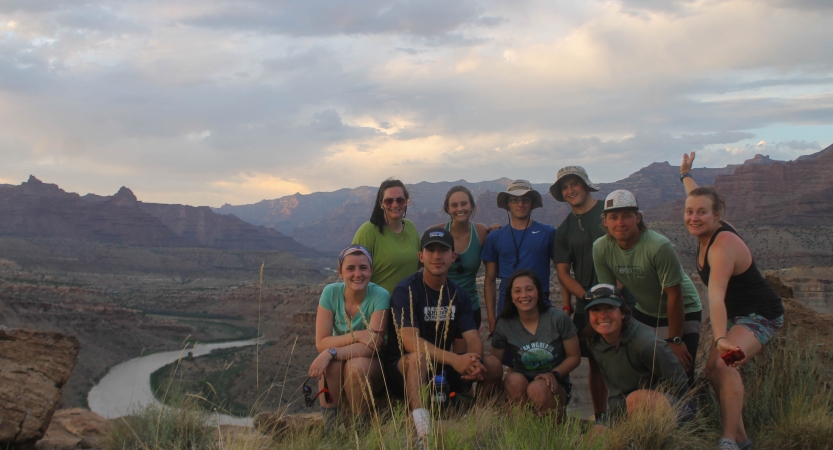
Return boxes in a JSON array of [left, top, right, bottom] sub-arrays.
[[305, 153, 784, 450]]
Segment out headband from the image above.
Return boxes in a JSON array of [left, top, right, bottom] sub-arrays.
[[338, 244, 373, 267]]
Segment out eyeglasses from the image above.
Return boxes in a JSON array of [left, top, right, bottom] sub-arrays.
[[454, 256, 464, 274], [383, 197, 407, 206], [507, 197, 533, 205], [303, 377, 332, 407], [583, 287, 620, 302]]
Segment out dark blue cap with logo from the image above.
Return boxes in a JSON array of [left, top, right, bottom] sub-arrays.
[[421, 227, 455, 251]]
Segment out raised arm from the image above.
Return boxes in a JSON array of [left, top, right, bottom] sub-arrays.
[[680, 152, 699, 195]]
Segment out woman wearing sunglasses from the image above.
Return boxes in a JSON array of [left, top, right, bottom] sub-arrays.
[[489, 270, 580, 421], [308, 245, 390, 424], [583, 284, 693, 429], [352, 178, 421, 295], [429, 186, 492, 330]]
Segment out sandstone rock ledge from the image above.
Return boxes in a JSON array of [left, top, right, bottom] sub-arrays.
[[0, 328, 81, 448]]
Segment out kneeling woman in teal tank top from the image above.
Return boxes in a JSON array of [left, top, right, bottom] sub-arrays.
[[308, 245, 390, 424]]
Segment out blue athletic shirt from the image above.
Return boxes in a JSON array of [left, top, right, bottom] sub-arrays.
[[481, 220, 556, 312]]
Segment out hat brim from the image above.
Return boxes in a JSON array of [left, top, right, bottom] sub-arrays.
[[584, 297, 623, 311], [549, 173, 600, 202], [496, 189, 544, 210], [421, 239, 453, 250]]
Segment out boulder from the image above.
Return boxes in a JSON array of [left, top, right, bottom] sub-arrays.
[[35, 409, 110, 450], [0, 328, 81, 448]]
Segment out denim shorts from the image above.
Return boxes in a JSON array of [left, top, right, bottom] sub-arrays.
[[728, 314, 783, 346]]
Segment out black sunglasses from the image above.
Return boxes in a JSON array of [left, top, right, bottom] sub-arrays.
[[382, 197, 407, 206], [303, 377, 332, 407], [454, 256, 464, 274]]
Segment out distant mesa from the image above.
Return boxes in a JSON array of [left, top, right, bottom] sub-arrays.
[[0, 177, 318, 257], [652, 143, 833, 227], [214, 144, 833, 253]]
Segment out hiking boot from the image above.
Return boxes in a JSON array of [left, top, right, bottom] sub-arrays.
[[738, 439, 755, 450], [717, 438, 740, 450]]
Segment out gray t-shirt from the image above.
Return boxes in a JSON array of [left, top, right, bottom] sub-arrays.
[[491, 308, 578, 382], [553, 200, 605, 311]]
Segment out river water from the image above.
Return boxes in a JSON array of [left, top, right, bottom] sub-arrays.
[[87, 338, 260, 426]]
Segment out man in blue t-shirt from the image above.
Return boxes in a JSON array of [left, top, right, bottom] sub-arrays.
[[383, 228, 502, 446], [482, 179, 556, 337]]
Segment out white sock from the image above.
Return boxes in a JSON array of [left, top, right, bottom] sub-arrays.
[[412, 408, 430, 437]]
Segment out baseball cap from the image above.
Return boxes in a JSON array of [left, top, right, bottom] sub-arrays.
[[549, 166, 600, 202], [421, 227, 455, 251], [496, 179, 544, 211], [603, 189, 639, 212], [583, 284, 625, 311]]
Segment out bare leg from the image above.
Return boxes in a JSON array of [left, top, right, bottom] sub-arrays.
[[526, 379, 567, 421], [705, 326, 763, 443], [398, 352, 429, 411], [625, 389, 672, 417], [342, 357, 383, 415], [504, 372, 530, 404], [321, 359, 343, 407], [479, 355, 504, 398]]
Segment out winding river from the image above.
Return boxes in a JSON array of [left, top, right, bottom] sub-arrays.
[[87, 338, 261, 426]]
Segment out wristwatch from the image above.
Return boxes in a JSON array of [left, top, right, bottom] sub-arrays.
[[665, 336, 683, 345], [562, 305, 574, 315], [329, 348, 338, 359], [680, 173, 692, 183]]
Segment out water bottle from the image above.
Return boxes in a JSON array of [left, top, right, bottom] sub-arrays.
[[432, 372, 450, 405]]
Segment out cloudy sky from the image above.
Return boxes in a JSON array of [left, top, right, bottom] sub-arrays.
[[1, 0, 832, 206]]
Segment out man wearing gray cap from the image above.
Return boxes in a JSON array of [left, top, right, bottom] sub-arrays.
[[549, 166, 609, 416], [592, 189, 703, 384], [482, 180, 556, 338]]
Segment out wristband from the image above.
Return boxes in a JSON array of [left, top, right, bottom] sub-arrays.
[[714, 337, 727, 348], [551, 370, 562, 381], [680, 172, 692, 183], [562, 304, 574, 315]]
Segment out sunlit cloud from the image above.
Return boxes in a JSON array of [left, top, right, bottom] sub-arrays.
[[0, 0, 831, 206]]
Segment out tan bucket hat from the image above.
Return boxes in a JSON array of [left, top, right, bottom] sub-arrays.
[[496, 179, 544, 210], [549, 166, 600, 202]]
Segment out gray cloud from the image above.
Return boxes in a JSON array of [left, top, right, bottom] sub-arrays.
[[187, 0, 489, 37], [0, 0, 831, 206]]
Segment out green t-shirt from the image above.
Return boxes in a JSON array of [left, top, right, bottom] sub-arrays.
[[553, 200, 605, 311], [319, 282, 390, 336], [352, 219, 421, 294], [592, 229, 701, 318]]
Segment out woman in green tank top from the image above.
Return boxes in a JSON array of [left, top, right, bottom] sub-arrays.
[[431, 186, 493, 330]]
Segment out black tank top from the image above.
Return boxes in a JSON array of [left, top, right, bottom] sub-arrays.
[[697, 223, 784, 320]]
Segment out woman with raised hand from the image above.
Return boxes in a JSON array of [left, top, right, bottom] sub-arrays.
[[308, 245, 389, 424], [430, 186, 491, 329], [680, 152, 784, 450], [584, 284, 693, 429], [352, 178, 421, 294], [487, 270, 580, 421]]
